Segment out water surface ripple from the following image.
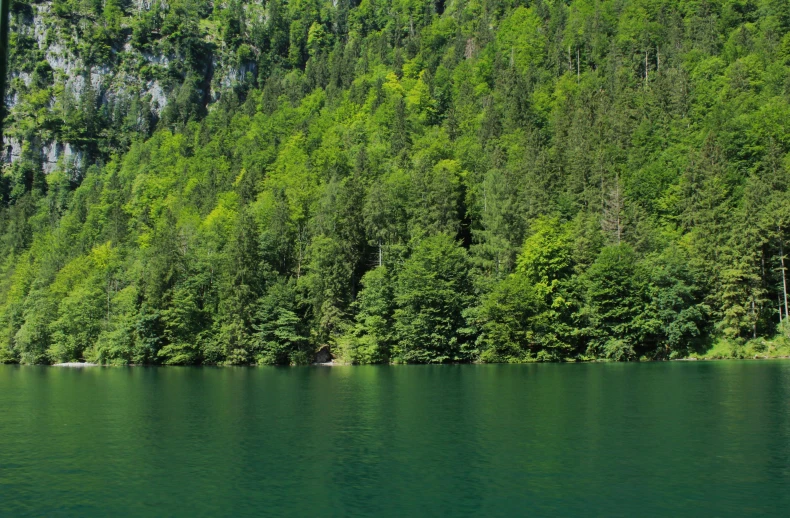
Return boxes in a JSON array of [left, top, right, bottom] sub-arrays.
[[1, 362, 789, 516]]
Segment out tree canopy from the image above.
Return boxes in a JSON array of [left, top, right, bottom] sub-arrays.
[[2, 0, 790, 364]]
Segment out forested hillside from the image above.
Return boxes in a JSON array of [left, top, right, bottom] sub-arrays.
[[1, 0, 790, 364]]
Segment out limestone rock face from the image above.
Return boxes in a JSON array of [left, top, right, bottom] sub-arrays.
[[3, 1, 251, 176]]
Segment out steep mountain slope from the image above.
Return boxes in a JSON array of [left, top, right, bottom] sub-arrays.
[[2, 0, 790, 364], [3, 0, 252, 172]]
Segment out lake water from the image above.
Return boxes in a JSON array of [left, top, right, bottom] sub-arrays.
[[1, 362, 789, 516]]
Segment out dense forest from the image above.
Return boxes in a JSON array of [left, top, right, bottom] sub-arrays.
[[1, 0, 790, 364]]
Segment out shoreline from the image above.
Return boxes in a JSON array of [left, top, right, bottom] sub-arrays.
[[4, 355, 790, 367]]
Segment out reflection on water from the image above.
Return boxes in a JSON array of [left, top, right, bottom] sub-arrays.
[[1, 362, 789, 517]]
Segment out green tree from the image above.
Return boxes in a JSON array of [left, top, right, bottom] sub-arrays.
[[339, 265, 394, 364], [252, 278, 310, 365], [580, 245, 648, 360], [393, 234, 473, 363]]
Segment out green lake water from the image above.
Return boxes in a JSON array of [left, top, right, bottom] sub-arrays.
[[1, 362, 789, 517]]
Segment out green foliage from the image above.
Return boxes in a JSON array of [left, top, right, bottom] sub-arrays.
[[475, 273, 547, 362], [2, 0, 790, 364], [580, 245, 648, 360], [496, 7, 547, 74], [252, 278, 310, 365], [475, 218, 576, 362], [338, 266, 394, 364], [393, 235, 473, 363], [518, 218, 575, 286], [643, 248, 709, 358]]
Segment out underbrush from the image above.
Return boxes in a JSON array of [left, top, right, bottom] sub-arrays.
[[690, 327, 790, 360]]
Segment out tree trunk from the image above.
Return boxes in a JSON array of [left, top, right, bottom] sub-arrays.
[[107, 279, 111, 323], [568, 46, 572, 73], [780, 225, 789, 320], [656, 45, 660, 74]]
